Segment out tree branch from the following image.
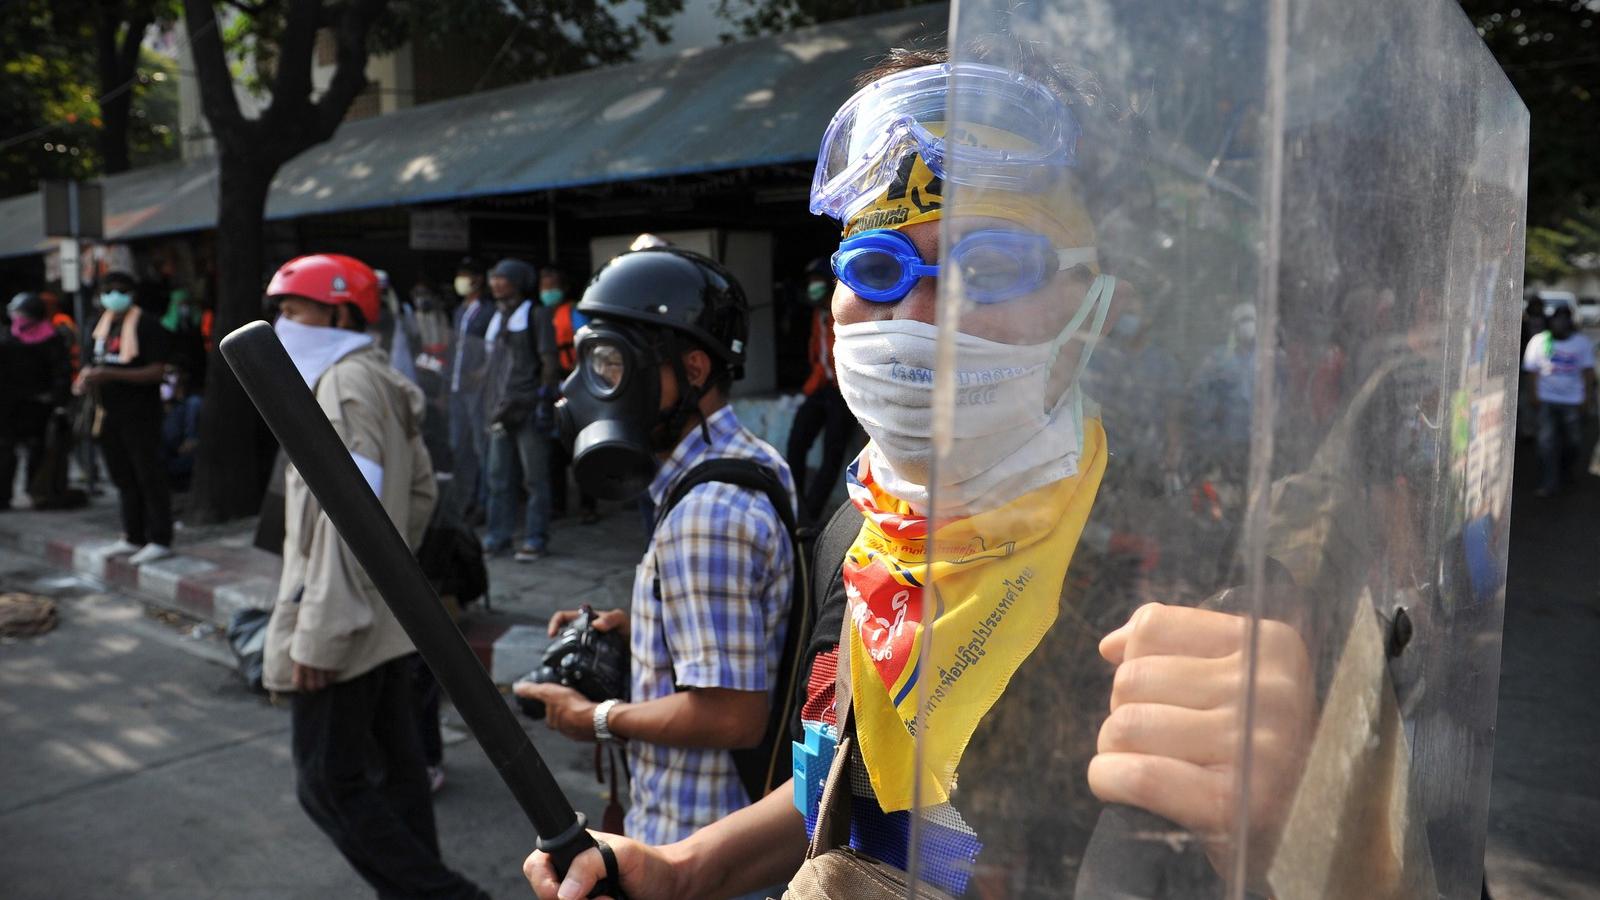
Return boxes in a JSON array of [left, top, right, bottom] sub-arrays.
[[182, 0, 246, 139], [119, 13, 154, 79], [311, 0, 387, 140], [265, 0, 322, 117]]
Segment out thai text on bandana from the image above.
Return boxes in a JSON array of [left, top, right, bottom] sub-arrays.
[[842, 419, 1107, 812]]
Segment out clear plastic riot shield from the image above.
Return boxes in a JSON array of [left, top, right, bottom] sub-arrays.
[[872, 1, 1527, 897]]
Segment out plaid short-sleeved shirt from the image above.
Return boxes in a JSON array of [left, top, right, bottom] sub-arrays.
[[626, 405, 796, 844]]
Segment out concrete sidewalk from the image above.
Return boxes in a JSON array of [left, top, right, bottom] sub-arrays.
[[0, 489, 646, 686]]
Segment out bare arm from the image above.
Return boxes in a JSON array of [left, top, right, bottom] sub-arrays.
[[513, 681, 768, 750], [523, 778, 808, 900], [610, 687, 767, 749]]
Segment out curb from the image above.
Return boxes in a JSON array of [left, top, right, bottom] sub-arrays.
[[1, 523, 531, 685]]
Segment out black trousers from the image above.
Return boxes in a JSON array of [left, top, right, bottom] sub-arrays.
[[411, 656, 443, 767], [786, 385, 856, 524], [98, 398, 173, 546], [291, 655, 485, 900], [0, 400, 49, 508]]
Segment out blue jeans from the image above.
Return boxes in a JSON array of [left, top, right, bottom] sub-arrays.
[[485, 418, 551, 551], [1536, 401, 1584, 493]]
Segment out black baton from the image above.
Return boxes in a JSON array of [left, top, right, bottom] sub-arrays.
[[221, 321, 624, 897]]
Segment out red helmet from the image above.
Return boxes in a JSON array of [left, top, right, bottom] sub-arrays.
[[266, 254, 380, 323]]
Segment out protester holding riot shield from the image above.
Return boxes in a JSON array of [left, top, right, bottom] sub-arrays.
[[524, 1, 1524, 896]]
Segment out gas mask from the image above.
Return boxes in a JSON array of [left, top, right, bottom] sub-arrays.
[[556, 320, 709, 502]]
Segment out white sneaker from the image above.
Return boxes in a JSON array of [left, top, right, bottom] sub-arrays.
[[128, 543, 173, 565], [104, 539, 140, 556]]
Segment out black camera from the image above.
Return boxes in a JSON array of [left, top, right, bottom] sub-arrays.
[[516, 604, 629, 720]]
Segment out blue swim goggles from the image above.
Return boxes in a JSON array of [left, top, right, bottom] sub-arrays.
[[831, 228, 1098, 304]]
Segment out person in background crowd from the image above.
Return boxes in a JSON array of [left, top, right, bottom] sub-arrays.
[[376, 269, 420, 383], [1186, 301, 1263, 503], [263, 253, 487, 900], [1518, 296, 1550, 442], [160, 287, 208, 388], [482, 258, 557, 562], [784, 257, 858, 525], [40, 290, 81, 375], [1520, 296, 1548, 355], [1523, 303, 1595, 497], [540, 266, 599, 525], [406, 279, 456, 477], [75, 272, 174, 565], [160, 367, 203, 492], [2, 293, 72, 511], [450, 258, 494, 523]]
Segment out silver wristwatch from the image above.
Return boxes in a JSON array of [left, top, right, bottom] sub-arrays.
[[593, 698, 619, 743]]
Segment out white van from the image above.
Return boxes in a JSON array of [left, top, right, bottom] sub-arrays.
[[1579, 296, 1600, 328]]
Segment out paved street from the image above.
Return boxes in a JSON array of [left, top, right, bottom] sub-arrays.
[[1483, 429, 1600, 899], [2, 440, 1598, 898], [0, 549, 606, 899]]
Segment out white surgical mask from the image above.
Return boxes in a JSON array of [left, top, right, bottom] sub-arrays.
[[454, 276, 475, 298], [274, 316, 374, 389], [834, 274, 1115, 511]]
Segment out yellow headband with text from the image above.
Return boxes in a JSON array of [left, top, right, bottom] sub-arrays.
[[842, 125, 1097, 267]]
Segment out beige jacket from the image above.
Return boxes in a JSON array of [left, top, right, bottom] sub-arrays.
[[263, 345, 437, 693]]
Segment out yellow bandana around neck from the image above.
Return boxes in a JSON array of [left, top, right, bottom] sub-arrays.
[[843, 419, 1108, 812]]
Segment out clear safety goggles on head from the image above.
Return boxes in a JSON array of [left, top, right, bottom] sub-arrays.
[[832, 227, 1097, 304], [809, 62, 1082, 223]]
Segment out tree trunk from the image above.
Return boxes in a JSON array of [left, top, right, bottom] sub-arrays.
[[100, 89, 132, 174], [186, 151, 278, 523]]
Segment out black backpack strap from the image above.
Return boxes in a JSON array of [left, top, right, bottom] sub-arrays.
[[812, 499, 860, 625], [784, 498, 862, 750], [653, 458, 796, 536], [649, 457, 808, 802]]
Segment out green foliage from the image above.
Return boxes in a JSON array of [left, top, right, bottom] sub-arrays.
[[392, 0, 688, 81], [714, 0, 929, 39], [0, 0, 180, 199], [1459, 0, 1600, 275], [1525, 207, 1600, 283], [129, 50, 181, 168]]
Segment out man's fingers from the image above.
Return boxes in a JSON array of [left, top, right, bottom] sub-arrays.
[[1097, 703, 1236, 766], [552, 847, 609, 900], [1101, 603, 1249, 664], [523, 850, 566, 900], [1109, 654, 1240, 711], [1087, 752, 1231, 840], [513, 681, 549, 700], [594, 610, 627, 632], [548, 610, 578, 637]]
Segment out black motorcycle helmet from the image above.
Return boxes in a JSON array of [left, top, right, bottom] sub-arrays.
[[558, 248, 750, 502], [577, 247, 748, 380]]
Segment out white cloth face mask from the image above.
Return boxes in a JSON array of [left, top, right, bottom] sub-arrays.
[[834, 274, 1115, 509], [274, 315, 374, 389]]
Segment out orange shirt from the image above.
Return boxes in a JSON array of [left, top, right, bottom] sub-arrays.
[[802, 308, 836, 396]]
